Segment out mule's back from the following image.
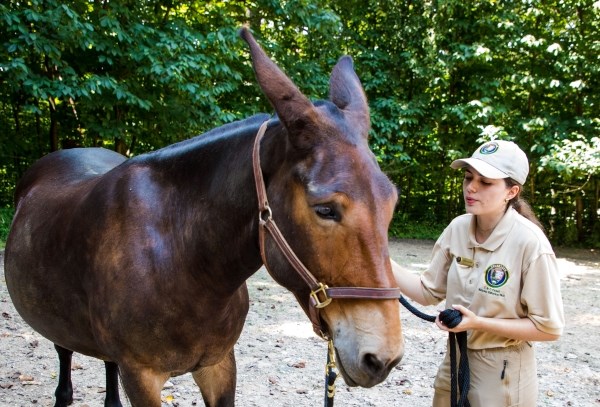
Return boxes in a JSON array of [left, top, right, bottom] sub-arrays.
[[14, 148, 126, 203]]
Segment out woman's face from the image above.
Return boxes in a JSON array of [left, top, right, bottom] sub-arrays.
[[462, 167, 518, 217]]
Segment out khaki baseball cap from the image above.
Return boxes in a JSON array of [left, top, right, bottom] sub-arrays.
[[450, 140, 529, 185]]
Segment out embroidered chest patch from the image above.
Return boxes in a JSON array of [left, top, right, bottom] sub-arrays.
[[484, 264, 509, 288]]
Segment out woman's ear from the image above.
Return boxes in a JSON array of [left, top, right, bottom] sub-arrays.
[[508, 185, 520, 200]]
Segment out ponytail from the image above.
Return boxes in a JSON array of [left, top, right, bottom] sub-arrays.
[[505, 179, 545, 232]]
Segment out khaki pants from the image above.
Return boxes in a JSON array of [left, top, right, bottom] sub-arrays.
[[433, 341, 537, 407]]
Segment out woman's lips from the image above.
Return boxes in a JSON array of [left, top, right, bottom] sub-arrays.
[[466, 197, 477, 205]]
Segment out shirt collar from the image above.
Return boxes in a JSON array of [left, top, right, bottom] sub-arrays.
[[468, 207, 517, 251]]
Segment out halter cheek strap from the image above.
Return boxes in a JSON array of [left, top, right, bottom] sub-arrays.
[[252, 119, 401, 339]]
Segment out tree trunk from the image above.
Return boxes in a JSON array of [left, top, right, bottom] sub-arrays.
[[49, 100, 59, 152], [576, 194, 583, 243]]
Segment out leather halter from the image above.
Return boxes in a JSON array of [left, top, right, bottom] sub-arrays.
[[252, 120, 401, 339]]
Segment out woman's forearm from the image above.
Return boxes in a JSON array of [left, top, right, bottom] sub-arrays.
[[473, 315, 559, 342], [391, 258, 429, 306], [440, 304, 560, 342]]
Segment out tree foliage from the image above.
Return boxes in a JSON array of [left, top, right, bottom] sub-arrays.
[[1, 0, 598, 246]]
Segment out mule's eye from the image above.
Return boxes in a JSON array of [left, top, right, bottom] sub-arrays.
[[314, 205, 340, 221]]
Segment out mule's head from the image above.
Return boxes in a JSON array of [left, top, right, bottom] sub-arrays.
[[240, 27, 403, 388]]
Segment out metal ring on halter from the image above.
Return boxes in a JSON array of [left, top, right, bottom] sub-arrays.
[[259, 206, 273, 225]]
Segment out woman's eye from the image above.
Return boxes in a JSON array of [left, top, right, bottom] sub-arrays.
[[315, 205, 339, 221]]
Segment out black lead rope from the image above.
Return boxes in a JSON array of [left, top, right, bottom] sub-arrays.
[[324, 340, 337, 407], [399, 296, 471, 407]]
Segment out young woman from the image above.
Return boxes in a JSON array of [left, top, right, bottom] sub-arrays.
[[393, 140, 565, 407]]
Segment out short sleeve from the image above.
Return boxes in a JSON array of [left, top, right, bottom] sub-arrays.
[[521, 253, 565, 335], [420, 228, 453, 306]]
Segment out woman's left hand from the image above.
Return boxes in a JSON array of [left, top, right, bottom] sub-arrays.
[[435, 304, 478, 333]]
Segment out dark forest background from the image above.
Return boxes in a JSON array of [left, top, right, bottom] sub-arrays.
[[1, 1, 598, 247]]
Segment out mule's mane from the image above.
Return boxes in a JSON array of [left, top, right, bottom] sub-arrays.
[[139, 99, 354, 167], [136, 113, 270, 164]]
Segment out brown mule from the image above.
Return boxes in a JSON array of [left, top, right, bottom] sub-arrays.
[[4, 28, 403, 406]]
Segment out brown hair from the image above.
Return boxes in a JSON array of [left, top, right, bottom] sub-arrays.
[[504, 178, 545, 232]]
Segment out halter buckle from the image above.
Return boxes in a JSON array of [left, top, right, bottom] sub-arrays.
[[310, 283, 332, 309]]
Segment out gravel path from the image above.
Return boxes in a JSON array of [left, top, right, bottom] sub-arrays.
[[1, 240, 599, 406]]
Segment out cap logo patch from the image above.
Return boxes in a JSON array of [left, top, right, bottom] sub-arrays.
[[485, 264, 509, 288], [479, 142, 499, 155]]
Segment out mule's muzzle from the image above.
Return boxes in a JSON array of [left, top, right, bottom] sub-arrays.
[[361, 352, 403, 386], [335, 347, 403, 388]]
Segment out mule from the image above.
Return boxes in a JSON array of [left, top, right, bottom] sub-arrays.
[[4, 28, 403, 407]]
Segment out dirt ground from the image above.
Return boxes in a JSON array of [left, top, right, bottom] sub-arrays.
[[1, 239, 599, 407]]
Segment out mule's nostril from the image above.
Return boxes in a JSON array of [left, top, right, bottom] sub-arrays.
[[361, 353, 385, 376], [390, 353, 403, 369]]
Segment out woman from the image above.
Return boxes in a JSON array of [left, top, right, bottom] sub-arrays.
[[393, 140, 564, 407]]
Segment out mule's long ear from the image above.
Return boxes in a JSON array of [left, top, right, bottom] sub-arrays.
[[239, 27, 318, 149], [329, 56, 370, 137]]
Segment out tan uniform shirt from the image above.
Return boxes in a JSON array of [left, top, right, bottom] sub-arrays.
[[420, 207, 565, 349]]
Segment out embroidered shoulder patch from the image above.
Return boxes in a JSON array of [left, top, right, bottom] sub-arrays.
[[484, 264, 509, 288]]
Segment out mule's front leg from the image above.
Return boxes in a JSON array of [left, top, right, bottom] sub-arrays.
[[118, 364, 169, 407], [54, 344, 74, 407], [192, 350, 237, 407]]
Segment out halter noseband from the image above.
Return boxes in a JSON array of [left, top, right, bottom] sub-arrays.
[[252, 119, 401, 339]]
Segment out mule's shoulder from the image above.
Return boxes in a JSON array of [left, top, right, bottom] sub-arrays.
[[15, 148, 127, 202]]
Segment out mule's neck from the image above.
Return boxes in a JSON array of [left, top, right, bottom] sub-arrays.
[[137, 114, 285, 291]]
